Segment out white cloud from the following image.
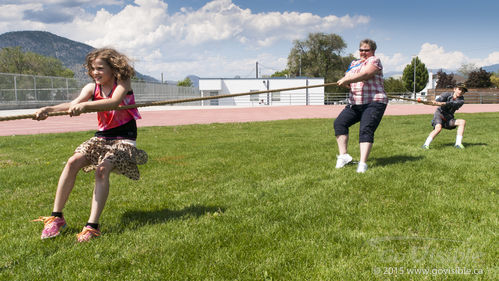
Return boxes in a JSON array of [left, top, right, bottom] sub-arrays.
[[376, 52, 407, 72], [56, 0, 370, 79], [412, 43, 499, 72], [475, 52, 499, 67], [0, 0, 374, 80], [81, 0, 170, 50], [5, 0, 122, 7], [417, 43, 467, 70], [0, 3, 41, 28], [60, 0, 369, 49], [2, 0, 499, 81], [0, 1, 122, 24], [137, 51, 287, 81], [381, 43, 499, 75]]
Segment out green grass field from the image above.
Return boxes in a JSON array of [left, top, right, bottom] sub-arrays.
[[0, 112, 497, 280]]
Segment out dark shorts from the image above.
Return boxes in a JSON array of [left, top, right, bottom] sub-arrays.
[[334, 102, 387, 143], [431, 111, 456, 130]]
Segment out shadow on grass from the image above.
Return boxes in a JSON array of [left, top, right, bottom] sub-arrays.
[[431, 142, 488, 149], [446, 142, 488, 147], [118, 204, 226, 232], [372, 154, 424, 166]]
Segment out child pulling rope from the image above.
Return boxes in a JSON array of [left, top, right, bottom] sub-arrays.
[[32, 48, 148, 242]]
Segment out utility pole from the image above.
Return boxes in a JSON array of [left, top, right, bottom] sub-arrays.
[[299, 54, 302, 77], [413, 57, 416, 100], [266, 79, 270, 105], [256, 61, 259, 78]]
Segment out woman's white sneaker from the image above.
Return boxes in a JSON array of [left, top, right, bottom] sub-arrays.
[[335, 154, 353, 168], [356, 162, 368, 173]]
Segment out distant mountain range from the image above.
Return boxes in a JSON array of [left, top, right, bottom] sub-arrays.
[[482, 64, 499, 73], [0, 30, 158, 82]]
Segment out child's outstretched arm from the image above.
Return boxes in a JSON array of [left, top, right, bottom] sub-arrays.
[[34, 83, 95, 120], [68, 79, 132, 116]]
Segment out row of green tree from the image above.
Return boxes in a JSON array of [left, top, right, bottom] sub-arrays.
[[0, 47, 74, 77], [391, 61, 496, 92], [270, 32, 499, 92], [0, 46, 195, 86]]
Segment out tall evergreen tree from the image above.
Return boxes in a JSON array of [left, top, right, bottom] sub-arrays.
[[402, 56, 429, 96]]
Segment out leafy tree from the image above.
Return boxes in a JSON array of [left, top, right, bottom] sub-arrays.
[[465, 68, 492, 88], [490, 72, 499, 88], [383, 77, 406, 93], [271, 69, 290, 77], [0, 47, 74, 77], [457, 63, 478, 78], [287, 32, 353, 92], [435, 69, 456, 89], [0, 47, 28, 74], [177, 77, 193, 87], [402, 56, 429, 95]]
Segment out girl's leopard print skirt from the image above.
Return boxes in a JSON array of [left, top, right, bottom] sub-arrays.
[[75, 137, 148, 180]]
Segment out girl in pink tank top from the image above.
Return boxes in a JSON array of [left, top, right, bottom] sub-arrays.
[[33, 48, 147, 242], [93, 81, 141, 132]]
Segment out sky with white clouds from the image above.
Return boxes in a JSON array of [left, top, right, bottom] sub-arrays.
[[1, 0, 499, 81]]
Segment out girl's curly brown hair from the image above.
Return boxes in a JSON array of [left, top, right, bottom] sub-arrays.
[[85, 48, 135, 81]]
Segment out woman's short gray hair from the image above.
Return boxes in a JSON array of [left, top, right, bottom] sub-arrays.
[[360, 39, 377, 51]]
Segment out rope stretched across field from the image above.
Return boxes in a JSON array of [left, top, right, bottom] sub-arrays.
[[0, 82, 434, 122], [386, 94, 434, 105], [0, 82, 338, 122]]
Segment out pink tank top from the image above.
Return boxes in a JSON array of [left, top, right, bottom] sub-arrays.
[[93, 83, 141, 131]]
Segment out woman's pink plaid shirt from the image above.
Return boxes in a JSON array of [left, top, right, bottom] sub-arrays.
[[347, 56, 388, 105]]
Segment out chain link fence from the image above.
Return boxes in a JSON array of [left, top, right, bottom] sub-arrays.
[[7, 72, 489, 110], [0, 73, 83, 109], [0, 72, 201, 109], [132, 80, 200, 105]]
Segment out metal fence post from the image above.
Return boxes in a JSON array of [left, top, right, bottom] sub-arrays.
[[14, 75, 18, 102], [34, 75, 38, 100], [306, 79, 309, 105]]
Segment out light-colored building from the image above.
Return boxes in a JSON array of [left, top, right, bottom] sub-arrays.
[[198, 77, 325, 106]]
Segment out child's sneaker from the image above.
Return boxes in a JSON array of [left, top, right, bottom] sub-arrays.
[[454, 144, 464, 149], [76, 226, 101, 242], [421, 144, 429, 149], [32, 216, 67, 239], [335, 154, 353, 168]]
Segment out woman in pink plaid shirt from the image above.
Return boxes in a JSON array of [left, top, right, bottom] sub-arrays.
[[334, 39, 388, 173]]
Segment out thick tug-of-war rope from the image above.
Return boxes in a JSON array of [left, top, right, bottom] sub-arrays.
[[386, 94, 434, 105], [0, 82, 336, 121], [0, 82, 434, 122]]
